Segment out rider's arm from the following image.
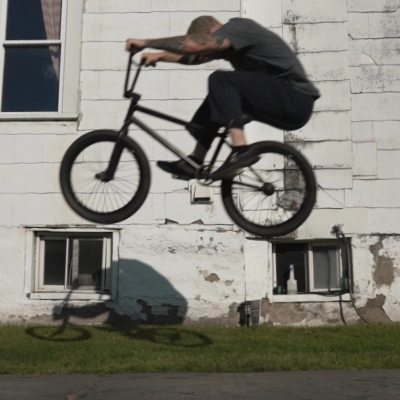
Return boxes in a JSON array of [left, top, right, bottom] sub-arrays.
[[145, 51, 183, 63], [146, 33, 231, 54], [126, 33, 231, 56], [141, 51, 213, 66], [179, 54, 216, 65]]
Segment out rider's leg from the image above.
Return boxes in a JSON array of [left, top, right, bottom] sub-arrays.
[[188, 97, 221, 163], [229, 128, 246, 146], [157, 70, 315, 179], [188, 73, 250, 164], [201, 70, 315, 179], [157, 97, 220, 179]]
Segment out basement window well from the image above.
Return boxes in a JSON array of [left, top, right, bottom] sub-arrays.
[[25, 228, 119, 300]]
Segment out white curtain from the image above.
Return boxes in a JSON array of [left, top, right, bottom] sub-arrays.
[[41, 0, 62, 79]]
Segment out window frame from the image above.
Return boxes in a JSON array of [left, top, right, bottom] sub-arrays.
[[25, 228, 120, 301], [271, 239, 350, 303], [0, 0, 82, 119]]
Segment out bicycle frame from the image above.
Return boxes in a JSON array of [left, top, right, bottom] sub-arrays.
[[100, 55, 230, 182]]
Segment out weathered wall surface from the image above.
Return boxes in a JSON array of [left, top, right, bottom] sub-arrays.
[[0, 0, 400, 326], [351, 235, 400, 323]]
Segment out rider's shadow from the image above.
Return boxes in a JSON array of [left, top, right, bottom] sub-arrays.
[[117, 259, 189, 325], [25, 260, 212, 348]]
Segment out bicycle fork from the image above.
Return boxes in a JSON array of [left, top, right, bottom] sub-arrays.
[[96, 100, 138, 182], [96, 124, 132, 183]]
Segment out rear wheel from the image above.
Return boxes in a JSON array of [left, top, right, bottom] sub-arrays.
[[60, 130, 150, 224], [221, 141, 316, 237]]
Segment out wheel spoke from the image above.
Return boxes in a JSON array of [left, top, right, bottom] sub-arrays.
[[61, 131, 149, 223], [222, 144, 316, 236]]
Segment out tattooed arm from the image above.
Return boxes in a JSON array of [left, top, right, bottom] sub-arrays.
[[140, 51, 212, 66], [146, 33, 230, 54], [126, 33, 231, 56]]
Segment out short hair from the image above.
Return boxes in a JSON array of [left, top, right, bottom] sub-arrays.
[[187, 16, 220, 34]]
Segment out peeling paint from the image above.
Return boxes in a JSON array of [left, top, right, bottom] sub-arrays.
[[369, 236, 396, 287], [288, 24, 299, 53], [284, 10, 299, 24], [205, 273, 220, 283], [358, 295, 392, 323]]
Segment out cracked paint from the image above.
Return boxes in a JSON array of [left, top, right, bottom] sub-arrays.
[[369, 236, 395, 287], [205, 273, 220, 283], [358, 294, 392, 323]]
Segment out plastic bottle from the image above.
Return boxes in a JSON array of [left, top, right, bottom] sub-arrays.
[[287, 264, 298, 294]]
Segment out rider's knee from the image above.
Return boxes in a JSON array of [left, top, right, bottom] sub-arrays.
[[208, 70, 228, 87]]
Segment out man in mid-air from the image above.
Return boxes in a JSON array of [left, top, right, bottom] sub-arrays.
[[126, 16, 320, 180]]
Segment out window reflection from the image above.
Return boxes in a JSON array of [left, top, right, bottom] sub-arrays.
[[2, 47, 59, 112], [6, 0, 62, 41], [44, 240, 66, 286], [313, 246, 340, 290]]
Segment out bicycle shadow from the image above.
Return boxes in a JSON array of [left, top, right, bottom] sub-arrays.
[[25, 259, 213, 348]]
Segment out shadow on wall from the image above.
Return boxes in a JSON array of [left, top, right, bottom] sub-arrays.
[[25, 260, 211, 346], [117, 259, 189, 325]]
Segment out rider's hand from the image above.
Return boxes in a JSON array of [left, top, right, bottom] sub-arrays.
[[125, 38, 147, 54], [141, 53, 160, 67]]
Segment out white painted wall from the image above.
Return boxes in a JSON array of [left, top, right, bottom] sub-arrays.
[[0, 0, 399, 325]]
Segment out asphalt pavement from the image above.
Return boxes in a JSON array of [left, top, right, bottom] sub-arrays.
[[1, 370, 399, 399]]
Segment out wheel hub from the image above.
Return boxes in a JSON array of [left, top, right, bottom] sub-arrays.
[[96, 171, 112, 182], [262, 182, 275, 196]]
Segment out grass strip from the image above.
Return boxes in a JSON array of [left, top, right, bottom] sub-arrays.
[[0, 323, 399, 374]]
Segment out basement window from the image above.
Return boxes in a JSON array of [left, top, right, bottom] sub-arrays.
[[26, 229, 119, 300], [272, 240, 349, 302]]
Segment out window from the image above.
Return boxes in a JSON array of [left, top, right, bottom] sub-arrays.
[[273, 241, 348, 296], [26, 229, 119, 300], [0, 0, 82, 116]]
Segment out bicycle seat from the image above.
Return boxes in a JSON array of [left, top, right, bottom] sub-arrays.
[[242, 111, 307, 131]]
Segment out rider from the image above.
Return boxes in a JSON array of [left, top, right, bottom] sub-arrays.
[[126, 16, 320, 180]]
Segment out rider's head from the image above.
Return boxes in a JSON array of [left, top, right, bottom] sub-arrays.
[[187, 16, 222, 34]]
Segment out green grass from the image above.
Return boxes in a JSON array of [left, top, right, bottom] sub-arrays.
[[0, 324, 400, 374]]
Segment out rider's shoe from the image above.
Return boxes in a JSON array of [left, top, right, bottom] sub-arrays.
[[210, 147, 260, 181], [157, 157, 199, 181]]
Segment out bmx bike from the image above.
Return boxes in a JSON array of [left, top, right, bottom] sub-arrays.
[[60, 55, 316, 237]]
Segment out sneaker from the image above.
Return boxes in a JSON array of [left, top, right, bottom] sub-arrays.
[[210, 148, 260, 180], [157, 158, 198, 181]]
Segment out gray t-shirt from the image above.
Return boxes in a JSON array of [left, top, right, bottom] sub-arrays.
[[214, 18, 320, 99]]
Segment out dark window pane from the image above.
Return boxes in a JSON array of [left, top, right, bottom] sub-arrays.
[[313, 246, 340, 290], [44, 240, 66, 285], [77, 240, 103, 289], [6, 0, 62, 40], [2, 46, 59, 112], [275, 243, 307, 293]]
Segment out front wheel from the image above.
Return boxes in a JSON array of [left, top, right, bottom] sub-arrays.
[[221, 141, 316, 237], [60, 130, 150, 224]]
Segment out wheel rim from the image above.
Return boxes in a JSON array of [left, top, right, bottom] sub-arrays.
[[68, 139, 141, 216], [228, 149, 312, 230]]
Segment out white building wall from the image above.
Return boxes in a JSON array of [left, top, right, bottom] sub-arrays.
[[0, 0, 400, 325]]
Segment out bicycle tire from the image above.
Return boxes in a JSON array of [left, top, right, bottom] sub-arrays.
[[221, 141, 316, 237], [60, 130, 150, 224]]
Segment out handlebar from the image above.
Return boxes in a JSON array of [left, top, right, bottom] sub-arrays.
[[124, 54, 145, 99]]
